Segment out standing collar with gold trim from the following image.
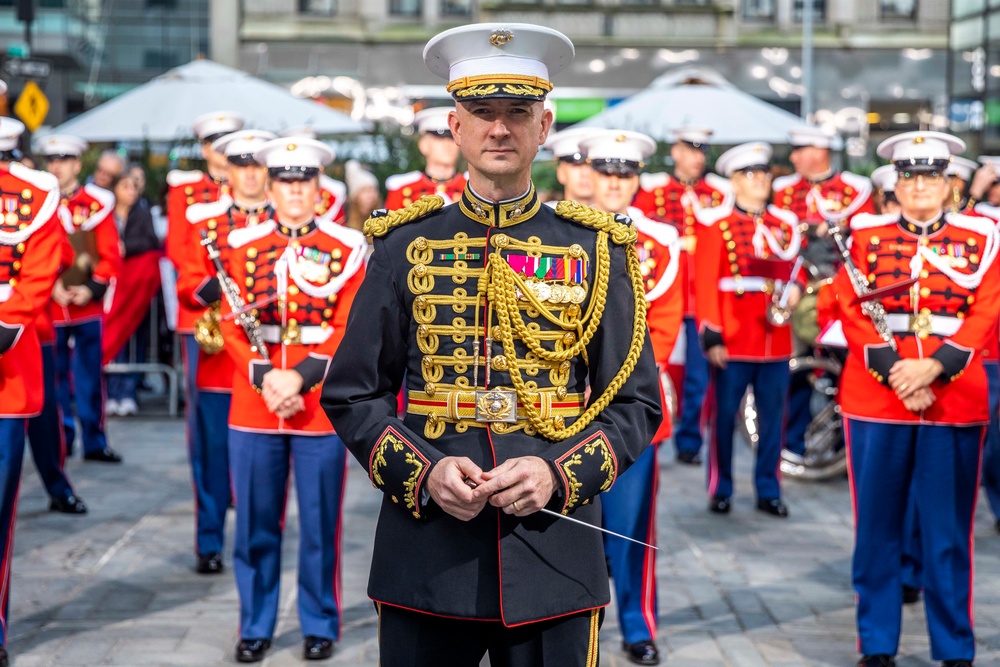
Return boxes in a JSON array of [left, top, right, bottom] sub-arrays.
[[459, 183, 541, 227], [208, 172, 227, 187], [274, 217, 318, 239], [806, 169, 835, 186], [233, 200, 271, 217], [898, 212, 945, 236]]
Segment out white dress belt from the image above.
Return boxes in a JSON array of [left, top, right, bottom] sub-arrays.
[[718, 277, 773, 293], [258, 323, 333, 345], [885, 313, 962, 337], [0, 284, 11, 303]]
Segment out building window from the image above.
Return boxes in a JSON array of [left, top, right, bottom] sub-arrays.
[[743, 0, 776, 21], [881, 0, 915, 18], [300, 0, 336, 14], [146, 0, 177, 7], [143, 49, 184, 69], [793, 0, 826, 22], [390, 0, 422, 15], [442, 0, 471, 14]]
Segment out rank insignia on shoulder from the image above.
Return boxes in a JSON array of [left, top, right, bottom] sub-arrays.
[[363, 195, 445, 238]]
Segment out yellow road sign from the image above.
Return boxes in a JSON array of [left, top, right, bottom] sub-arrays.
[[14, 80, 49, 132]]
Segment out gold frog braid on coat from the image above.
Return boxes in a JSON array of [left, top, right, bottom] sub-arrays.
[[487, 204, 648, 441], [364, 195, 445, 238]]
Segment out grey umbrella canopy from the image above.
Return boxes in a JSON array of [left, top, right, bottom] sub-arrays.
[[52, 59, 367, 142], [571, 67, 806, 145]]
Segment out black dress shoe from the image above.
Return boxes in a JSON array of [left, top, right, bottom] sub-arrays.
[[902, 585, 921, 604], [943, 660, 974, 666], [0, 644, 8, 667], [304, 635, 334, 660], [708, 496, 731, 514], [858, 655, 896, 667], [623, 639, 660, 665], [49, 493, 88, 514], [676, 450, 702, 465], [83, 448, 123, 463], [235, 638, 270, 663], [197, 552, 224, 574], [756, 498, 789, 518]]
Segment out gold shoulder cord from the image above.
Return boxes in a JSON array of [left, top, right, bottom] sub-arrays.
[[364, 195, 445, 238], [487, 202, 648, 441]]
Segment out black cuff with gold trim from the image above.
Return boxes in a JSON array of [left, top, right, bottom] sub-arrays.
[[931, 342, 973, 383], [552, 431, 619, 515], [369, 425, 438, 519], [250, 360, 273, 393], [86, 278, 108, 301], [700, 327, 724, 353], [293, 354, 331, 393], [0, 321, 23, 354], [195, 277, 221, 307], [864, 344, 901, 387]]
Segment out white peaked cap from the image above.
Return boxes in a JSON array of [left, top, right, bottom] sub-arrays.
[[37, 134, 88, 158], [192, 110, 245, 141], [947, 156, 979, 180], [413, 107, 454, 135], [673, 126, 713, 147], [870, 164, 898, 194], [978, 155, 1000, 171], [0, 80, 7, 96], [212, 130, 277, 158], [876, 131, 965, 165], [544, 127, 597, 160], [578, 129, 656, 164], [789, 125, 841, 150], [345, 160, 379, 195], [254, 137, 334, 170], [715, 141, 773, 177], [0, 117, 25, 152], [424, 23, 574, 101]]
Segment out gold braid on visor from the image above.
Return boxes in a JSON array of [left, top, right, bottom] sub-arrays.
[[447, 74, 553, 98]]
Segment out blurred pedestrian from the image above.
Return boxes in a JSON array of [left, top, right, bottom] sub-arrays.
[[344, 159, 381, 232], [91, 149, 125, 190]]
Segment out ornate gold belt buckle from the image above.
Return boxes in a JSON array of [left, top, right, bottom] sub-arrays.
[[475, 388, 518, 423], [281, 321, 301, 345], [909, 312, 932, 339]]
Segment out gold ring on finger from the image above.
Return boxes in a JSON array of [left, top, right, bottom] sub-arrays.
[[512, 500, 520, 512]]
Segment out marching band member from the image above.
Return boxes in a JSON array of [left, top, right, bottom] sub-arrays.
[[632, 126, 730, 465], [544, 126, 595, 205], [695, 142, 801, 517], [40, 135, 122, 463], [277, 127, 348, 225], [221, 137, 366, 663], [384, 106, 466, 209], [582, 128, 682, 666], [0, 136, 63, 667], [839, 132, 998, 667], [322, 22, 661, 665], [946, 156, 979, 213], [178, 129, 276, 575]]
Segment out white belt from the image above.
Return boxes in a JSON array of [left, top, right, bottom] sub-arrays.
[[259, 323, 333, 345], [885, 313, 962, 337], [718, 277, 773, 293], [0, 284, 10, 303]]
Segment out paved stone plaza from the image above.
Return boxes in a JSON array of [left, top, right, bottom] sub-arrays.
[[7, 415, 1000, 666]]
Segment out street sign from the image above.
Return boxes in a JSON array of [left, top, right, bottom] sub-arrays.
[[3, 58, 51, 80], [14, 80, 48, 132]]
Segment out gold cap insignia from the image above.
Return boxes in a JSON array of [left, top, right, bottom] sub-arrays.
[[490, 29, 513, 47], [286, 143, 297, 151], [914, 136, 925, 144], [616, 135, 627, 142]]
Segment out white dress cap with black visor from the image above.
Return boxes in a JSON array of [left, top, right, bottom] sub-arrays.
[[946, 156, 978, 181], [715, 142, 773, 178], [37, 134, 88, 160], [876, 131, 965, 175], [579, 129, 656, 178], [413, 107, 455, 138], [545, 127, 597, 165], [254, 137, 335, 182], [212, 130, 277, 167], [673, 126, 713, 153], [192, 111, 246, 145], [0, 116, 25, 162], [423, 23, 574, 102]]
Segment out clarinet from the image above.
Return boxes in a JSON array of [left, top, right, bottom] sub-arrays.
[[199, 231, 271, 363], [827, 223, 898, 352]]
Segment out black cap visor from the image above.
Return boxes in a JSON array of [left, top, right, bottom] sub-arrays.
[[590, 158, 642, 178], [228, 153, 261, 167], [558, 153, 587, 165], [268, 166, 320, 182]]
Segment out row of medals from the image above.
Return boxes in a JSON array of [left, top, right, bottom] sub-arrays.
[[517, 278, 587, 305]]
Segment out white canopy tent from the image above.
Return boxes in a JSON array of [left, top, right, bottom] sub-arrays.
[[52, 60, 367, 142], [570, 67, 808, 145]]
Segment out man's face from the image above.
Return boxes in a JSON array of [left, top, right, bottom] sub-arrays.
[[46, 156, 82, 190], [989, 182, 1000, 206], [789, 145, 830, 177], [556, 161, 593, 201], [202, 141, 230, 177], [591, 172, 639, 214], [267, 176, 319, 224], [449, 98, 552, 180], [894, 169, 950, 216], [130, 166, 146, 193], [730, 168, 773, 208], [418, 133, 460, 169], [671, 143, 706, 180], [93, 156, 122, 189], [229, 164, 268, 202]]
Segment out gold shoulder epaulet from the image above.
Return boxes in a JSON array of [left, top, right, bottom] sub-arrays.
[[555, 200, 637, 245], [363, 195, 445, 238]]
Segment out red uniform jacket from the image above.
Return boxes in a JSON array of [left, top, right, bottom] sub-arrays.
[[52, 184, 119, 326], [317, 174, 347, 225], [384, 170, 467, 210], [694, 204, 802, 361], [37, 221, 74, 345], [166, 169, 227, 333], [0, 164, 62, 416], [966, 203, 1000, 365], [772, 171, 874, 227], [183, 195, 275, 392], [631, 207, 683, 441], [221, 216, 367, 434], [837, 212, 1000, 425], [632, 172, 731, 317]]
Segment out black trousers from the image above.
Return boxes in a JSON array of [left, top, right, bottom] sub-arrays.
[[376, 603, 604, 667]]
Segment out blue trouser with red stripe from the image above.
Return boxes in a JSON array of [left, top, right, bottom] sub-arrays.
[[55, 319, 108, 456], [708, 360, 789, 500], [26, 344, 74, 499], [674, 317, 710, 456], [182, 335, 232, 557], [229, 429, 348, 640], [0, 418, 26, 645], [602, 443, 659, 645], [846, 418, 982, 661]]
